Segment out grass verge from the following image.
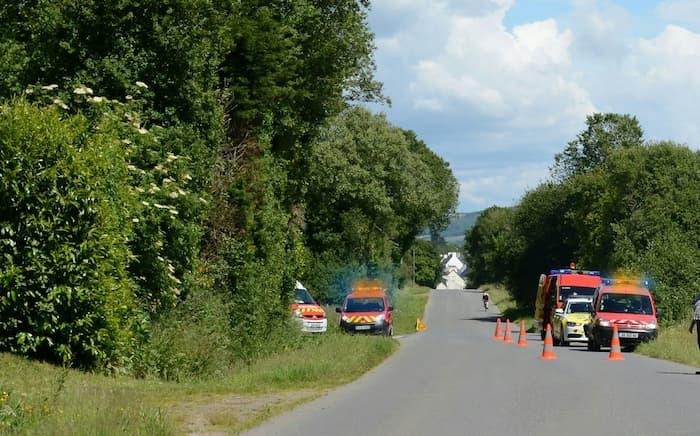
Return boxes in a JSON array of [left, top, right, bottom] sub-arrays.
[[392, 285, 431, 335], [636, 320, 700, 368], [480, 283, 535, 331], [0, 333, 397, 435]]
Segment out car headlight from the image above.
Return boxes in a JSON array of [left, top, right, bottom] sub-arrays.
[[646, 323, 657, 330], [341, 315, 349, 322], [599, 320, 611, 327], [375, 314, 385, 325], [293, 310, 302, 319]]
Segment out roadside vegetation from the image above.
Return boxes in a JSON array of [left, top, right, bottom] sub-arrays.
[[636, 321, 700, 368], [0, 2, 456, 373], [0, 333, 397, 435], [392, 285, 432, 335], [466, 114, 700, 366]]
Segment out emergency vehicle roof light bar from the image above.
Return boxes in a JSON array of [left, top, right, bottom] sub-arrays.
[[549, 269, 601, 276], [601, 278, 651, 287]]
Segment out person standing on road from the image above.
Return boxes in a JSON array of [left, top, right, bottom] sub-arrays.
[[689, 294, 700, 351]]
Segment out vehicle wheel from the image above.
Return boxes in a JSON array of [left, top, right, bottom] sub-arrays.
[[562, 340, 569, 347], [540, 330, 546, 341]]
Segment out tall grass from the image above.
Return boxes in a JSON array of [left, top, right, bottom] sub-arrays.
[[0, 356, 174, 436], [392, 285, 431, 335], [0, 333, 397, 434], [637, 320, 700, 368]]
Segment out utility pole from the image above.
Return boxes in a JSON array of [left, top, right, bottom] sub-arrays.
[[412, 248, 416, 285]]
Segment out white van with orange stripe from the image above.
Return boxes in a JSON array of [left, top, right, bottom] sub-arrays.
[[292, 281, 327, 333]]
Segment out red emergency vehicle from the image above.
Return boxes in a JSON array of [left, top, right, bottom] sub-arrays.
[[534, 268, 602, 340], [585, 278, 659, 351], [336, 280, 394, 336]]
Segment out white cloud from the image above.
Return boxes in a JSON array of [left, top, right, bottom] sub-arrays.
[[457, 163, 547, 210], [368, 1, 700, 211], [406, 5, 595, 131], [634, 25, 700, 89], [658, 0, 700, 27], [569, 0, 632, 58]]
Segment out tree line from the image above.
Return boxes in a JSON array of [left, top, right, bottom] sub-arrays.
[[465, 113, 700, 323], [0, 1, 457, 374]]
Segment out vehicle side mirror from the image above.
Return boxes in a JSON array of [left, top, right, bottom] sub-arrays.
[[555, 308, 564, 314], [656, 308, 663, 318], [389, 306, 394, 311], [335, 307, 341, 313]]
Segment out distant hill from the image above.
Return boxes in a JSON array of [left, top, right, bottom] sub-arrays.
[[419, 211, 483, 246]]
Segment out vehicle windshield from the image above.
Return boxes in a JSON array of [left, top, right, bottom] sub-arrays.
[[344, 297, 384, 312], [567, 302, 592, 313], [598, 293, 653, 314], [294, 288, 316, 305], [558, 286, 596, 301]]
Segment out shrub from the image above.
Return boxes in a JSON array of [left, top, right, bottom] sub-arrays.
[[0, 101, 137, 366]]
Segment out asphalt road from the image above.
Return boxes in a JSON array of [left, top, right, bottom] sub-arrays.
[[244, 289, 700, 436]]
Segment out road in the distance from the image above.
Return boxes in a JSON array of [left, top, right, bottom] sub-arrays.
[[244, 289, 700, 436]]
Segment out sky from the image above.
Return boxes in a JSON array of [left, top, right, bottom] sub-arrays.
[[366, 0, 700, 212]]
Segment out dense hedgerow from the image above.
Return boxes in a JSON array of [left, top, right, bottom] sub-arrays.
[[0, 89, 209, 367], [0, 1, 458, 374]]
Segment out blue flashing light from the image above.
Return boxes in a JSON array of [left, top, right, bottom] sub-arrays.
[[602, 278, 651, 288], [549, 269, 601, 276]]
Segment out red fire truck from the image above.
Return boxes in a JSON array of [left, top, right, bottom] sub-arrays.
[[534, 268, 602, 340]]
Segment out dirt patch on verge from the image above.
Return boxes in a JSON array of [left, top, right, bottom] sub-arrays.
[[174, 389, 321, 435]]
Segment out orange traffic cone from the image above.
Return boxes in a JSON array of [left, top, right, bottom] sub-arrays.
[[517, 320, 528, 347], [540, 324, 557, 360], [493, 318, 504, 340], [608, 325, 624, 361], [503, 319, 513, 344]]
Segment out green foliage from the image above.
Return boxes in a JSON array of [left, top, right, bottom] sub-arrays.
[[0, 0, 457, 377], [464, 206, 516, 286], [0, 102, 137, 366], [305, 107, 457, 262], [131, 271, 234, 381], [407, 240, 441, 288], [553, 113, 643, 180], [0, 0, 226, 139]]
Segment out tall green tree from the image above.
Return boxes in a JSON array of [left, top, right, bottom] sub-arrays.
[[305, 107, 456, 262], [464, 206, 516, 286], [552, 113, 643, 180]]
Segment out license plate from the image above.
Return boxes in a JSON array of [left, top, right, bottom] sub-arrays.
[[355, 325, 371, 331], [619, 332, 639, 338]]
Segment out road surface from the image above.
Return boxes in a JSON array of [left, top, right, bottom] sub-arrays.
[[244, 289, 700, 436]]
